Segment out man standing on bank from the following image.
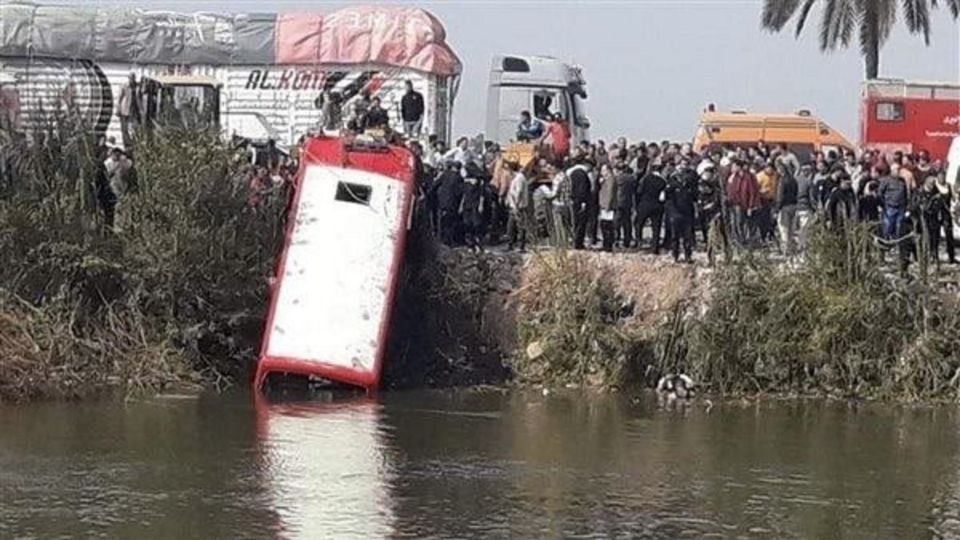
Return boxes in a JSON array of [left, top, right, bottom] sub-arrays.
[[118, 73, 140, 149], [400, 80, 425, 138]]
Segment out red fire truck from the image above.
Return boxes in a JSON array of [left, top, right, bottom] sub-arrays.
[[860, 79, 960, 161]]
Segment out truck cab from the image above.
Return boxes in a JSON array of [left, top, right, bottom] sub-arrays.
[[485, 54, 590, 146], [142, 74, 221, 131]]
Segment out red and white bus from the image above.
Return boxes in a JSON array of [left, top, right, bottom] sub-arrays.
[[255, 135, 416, 392], [860, 79, 960, 161]]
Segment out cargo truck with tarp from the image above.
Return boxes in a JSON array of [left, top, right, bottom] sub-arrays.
[[0, 2, 462, 147]]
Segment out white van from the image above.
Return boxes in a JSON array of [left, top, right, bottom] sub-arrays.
[[485, 54, 590, 146]]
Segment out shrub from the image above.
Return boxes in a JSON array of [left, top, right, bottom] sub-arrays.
[[0, 123, 285, 401]]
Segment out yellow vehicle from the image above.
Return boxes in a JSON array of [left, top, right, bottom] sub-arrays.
[[693, 110, 855, 161]]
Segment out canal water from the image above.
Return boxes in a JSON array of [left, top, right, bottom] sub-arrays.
[[2, 390, 960, 538]]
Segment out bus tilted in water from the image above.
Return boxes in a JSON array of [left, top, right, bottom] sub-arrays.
[[255, 135, 416, 392]]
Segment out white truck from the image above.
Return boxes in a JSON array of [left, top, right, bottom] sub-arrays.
[[0, 4, 460, 148], [0, 59, 457, 149], [485, 54, 591, 146], [0, 5, 591, 150]]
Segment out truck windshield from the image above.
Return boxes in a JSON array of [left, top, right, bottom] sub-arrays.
[[160, 85, 218, 129]]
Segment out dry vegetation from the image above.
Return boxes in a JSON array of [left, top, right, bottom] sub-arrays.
[[0, 120, 285, 401], [511, 222, 960, 400], [512, 250, 698, 388], [681, 223, 960, 400]]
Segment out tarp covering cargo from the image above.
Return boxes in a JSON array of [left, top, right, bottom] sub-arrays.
[[0, 2, 461, 75]]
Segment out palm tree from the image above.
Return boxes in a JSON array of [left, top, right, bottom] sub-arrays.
[[761, 0, 959, 79]]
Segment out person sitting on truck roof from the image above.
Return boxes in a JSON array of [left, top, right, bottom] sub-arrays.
[[346, 90, 372, 133], [516, 111, 544, 142], [364, 97, 390, 132]]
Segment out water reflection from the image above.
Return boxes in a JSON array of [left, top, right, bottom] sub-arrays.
[[255, 394, 395, 539]]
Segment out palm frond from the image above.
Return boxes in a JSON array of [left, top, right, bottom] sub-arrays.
[[877, 0, 899, 43], [794, 0, 819, 37], [823, 0, 858, 48], [820, 0, 838, 49], [931, 0, 960, 19], [762, 0, 803, 30], [902, 0, 932, 44]]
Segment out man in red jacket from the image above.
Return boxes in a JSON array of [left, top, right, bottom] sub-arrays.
[[726, 158, 761, 246]]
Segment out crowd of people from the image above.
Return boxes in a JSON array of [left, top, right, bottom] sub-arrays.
[[409, 113, 958, 271]]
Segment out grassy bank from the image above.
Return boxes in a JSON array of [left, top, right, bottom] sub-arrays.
[[512, 250, 699, 389], [512, 225, 960, 401], [0, 123, 285, 401], [680, 225, 960, 400]]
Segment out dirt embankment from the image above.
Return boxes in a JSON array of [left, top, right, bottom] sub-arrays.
[[385, 235, 707, 390]]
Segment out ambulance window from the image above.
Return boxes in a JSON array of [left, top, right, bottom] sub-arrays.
[[876, 102, 905, 122], [335, 182, 372, 206]]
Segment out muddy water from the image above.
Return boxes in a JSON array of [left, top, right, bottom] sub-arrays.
[[2, 391, 960, 538]]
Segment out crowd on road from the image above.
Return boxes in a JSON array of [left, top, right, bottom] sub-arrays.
[[410, 111, 958, 271]]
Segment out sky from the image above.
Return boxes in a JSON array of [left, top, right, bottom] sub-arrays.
[[93, 0, 959, 142]]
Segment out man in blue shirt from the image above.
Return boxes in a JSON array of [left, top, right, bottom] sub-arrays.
[[516, 110, 544, 142]]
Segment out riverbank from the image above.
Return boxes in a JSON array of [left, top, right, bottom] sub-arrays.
[[4, 129, 960, 402], [0, 129, 285, 402], [394, 223, 960, 401]]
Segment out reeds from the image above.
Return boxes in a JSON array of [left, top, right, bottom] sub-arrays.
[[681, 221, 960, 400], [0, 123, 285, 401]]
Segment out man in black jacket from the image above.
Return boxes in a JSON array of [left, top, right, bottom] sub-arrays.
[[400, 80, 425, 138], [567, 161, 593, 250], [430, 161, 464, 246], [614, 164, 638, 248], [665, 164, 698, 263], [635, 161, 667, 253], [364, 97, 390, 131]]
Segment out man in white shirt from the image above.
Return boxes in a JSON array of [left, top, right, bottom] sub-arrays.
[[505, 162, 531, 251]]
